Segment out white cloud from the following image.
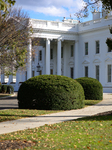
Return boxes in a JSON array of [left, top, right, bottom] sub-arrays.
[[15, 0, 85, 17]]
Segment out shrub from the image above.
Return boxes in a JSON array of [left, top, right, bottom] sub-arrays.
[[75, 77, 103, 100], [1, 85, 7, 93], [0, 85, 2, 93], [17, 75, 85, 110], [7, 85, 14, 93]]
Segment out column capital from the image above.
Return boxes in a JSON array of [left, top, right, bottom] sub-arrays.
[[46, 38, 53, 41]]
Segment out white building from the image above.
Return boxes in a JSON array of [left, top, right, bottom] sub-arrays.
[[1, 11, 112, 93]]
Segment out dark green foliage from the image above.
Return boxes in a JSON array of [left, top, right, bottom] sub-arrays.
[[17, 75, 85, 110], [7, 85, 14, 93], [0, 85, 2, 93], [75, 77, 103, 100], [1, 85, 7, 93], [1, 85, 14, 93]]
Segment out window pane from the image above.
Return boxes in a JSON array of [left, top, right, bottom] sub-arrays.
[[50, 49, 53, 59], [108, 65, 111, 82], [50, 69, 53, 75], [96, 41, 99, 54], [32, 71, 35, 77], [39, 51, 42, 61], [71, 45, 74, 57], [39, 70, 42, 75], [25, 71, 27, 81], [85, 66, 88, 77], [70, 67, 74, 78], [96, 65, 99, 81], [85, 42, 88, 55], [61, 47, 63, 58]]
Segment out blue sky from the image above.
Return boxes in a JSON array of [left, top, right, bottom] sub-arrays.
[[14, 0, 94, 22]]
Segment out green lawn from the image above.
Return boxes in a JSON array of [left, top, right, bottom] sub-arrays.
[[0, 114, 112, 150], [0, 100, 102, 122]]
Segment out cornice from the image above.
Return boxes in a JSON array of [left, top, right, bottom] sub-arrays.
[[33, 28, 78, 35]]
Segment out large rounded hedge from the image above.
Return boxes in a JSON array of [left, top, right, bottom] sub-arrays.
[[17, 75, 85, 110], [75, 77, 103, 100]]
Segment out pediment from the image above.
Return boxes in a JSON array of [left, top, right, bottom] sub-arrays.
[[93, 59, 101, 63], [105, 57, 112, 62], [82, 60, 90, 64]]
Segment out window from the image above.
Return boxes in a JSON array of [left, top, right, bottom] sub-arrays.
[[50, 49, 53, 59], [39, 50, 42, 61], [25, 71, 27, 81], [96, 65, 99, 81], [32, 55, 35, 62], [70, 67, 74, 79], [61, 47, 63, 58], [85, 66, 88, 77], [50, 69, 53, 75], [32, 71, 35, 77], [96, 41, 100, 54], [71, 45, 74, 57], [108, 47, 112, 52], [108, 65, 111, 82], [39, 70, 42, 75], [85, 42, 88, 55]]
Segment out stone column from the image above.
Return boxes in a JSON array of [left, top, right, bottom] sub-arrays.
[[63, 43, 67, 76], [27, 38, 32, 79], [57, 39, 61, 75], [7, 75, 13, 85], [1, 68, 5, 83], [15, 70, 21, 91], [46, 39, 50, 75], [74, 40, 79, 79]]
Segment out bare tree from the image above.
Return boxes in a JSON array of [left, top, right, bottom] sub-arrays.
[[75, 0, 112, 19], [0, 7, 34, 75]]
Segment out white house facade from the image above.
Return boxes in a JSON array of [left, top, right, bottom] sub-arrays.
[[1, 11, 112, 93]]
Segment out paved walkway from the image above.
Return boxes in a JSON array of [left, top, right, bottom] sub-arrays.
[[0, 93, 112, 135]]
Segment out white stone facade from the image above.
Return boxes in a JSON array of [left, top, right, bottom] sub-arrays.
[[1, 12, 112, 93]]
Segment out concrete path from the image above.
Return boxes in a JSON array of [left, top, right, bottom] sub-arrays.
[[0, 93, 112, 135], [0, 93, 18, 110]]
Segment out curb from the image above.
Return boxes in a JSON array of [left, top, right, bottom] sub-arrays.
[[0, 93, 17, 100]]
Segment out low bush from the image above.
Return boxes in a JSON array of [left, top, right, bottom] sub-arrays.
[[75, 77, 103, 100], [7, 85, 14, 93], [1, 85, 14, 93], [0, 85, 2, 93], [17, 75, 85, 110], [1, 85, 7, 93]]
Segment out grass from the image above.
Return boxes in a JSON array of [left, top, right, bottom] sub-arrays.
[[0, 94, 12, 97], [0, 114, 112, 149], [0, 100, 102, 122], [0, 109, 62, 122]]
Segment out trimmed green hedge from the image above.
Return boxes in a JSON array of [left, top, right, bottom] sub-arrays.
[[75, 77, 103, 100], [17, 75, 85, 110], [1, 85, 14, 93]]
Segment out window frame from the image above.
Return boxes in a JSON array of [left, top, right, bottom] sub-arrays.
[[50, 48, 53, 60], [61, 47, 63, 58], [50, 69, 53, 75], [96, 65, 99, 81], [96, 40, 100, 54], [85, 66, 88, 77], [39, 50, 42, 61], [85, 42, 88, 55], [71, 45, 74, 57], [107, 64, 111, 82], [70, 67, 74, 79]]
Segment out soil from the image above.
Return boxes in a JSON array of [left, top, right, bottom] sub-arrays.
[[0, 139, 36, 150]]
